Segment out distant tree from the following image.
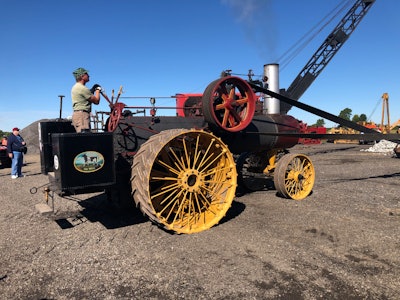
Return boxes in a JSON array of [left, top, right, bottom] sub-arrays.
[[315, 119, 325, 127], [0, 130, 7, 138], [352, 114, 360, 123], [338, 108, 352, 121], [359, 114, 367, 122]]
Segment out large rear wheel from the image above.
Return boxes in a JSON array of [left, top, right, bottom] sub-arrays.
[[274, 153, 315, 200], [131, 129, 237, 234]]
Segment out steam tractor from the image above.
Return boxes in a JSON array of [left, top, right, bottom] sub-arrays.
[[39, 74, 312, 234], [38, 0, 392, 234]]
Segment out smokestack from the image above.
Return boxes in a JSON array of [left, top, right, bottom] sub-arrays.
[[263, 63, 279, 114]]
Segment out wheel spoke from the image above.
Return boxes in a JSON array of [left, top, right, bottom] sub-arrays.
[[159, 191, 182, 217], [150, 181, 180, 200], [228, 108, 243, 125], [228, 87, 235, 100], [198, 150, 227, 174], [168, 147, 187, 171], [221, 109, 230, 128], [162, 193, 181, 221], [234, 97, 249, 106], [182, 137, 192, 169], [215, 102, 226, 111]]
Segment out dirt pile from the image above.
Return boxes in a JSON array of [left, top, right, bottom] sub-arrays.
[[20, 119, 70, 155]]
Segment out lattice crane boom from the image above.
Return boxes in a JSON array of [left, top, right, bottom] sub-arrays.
[[283, 0, 375, 112]]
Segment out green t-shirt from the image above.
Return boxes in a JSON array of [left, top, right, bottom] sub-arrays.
[[71, 82, 92, 112]]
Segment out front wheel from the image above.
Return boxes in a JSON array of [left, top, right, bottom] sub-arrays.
[[274, 153, 315, 200]]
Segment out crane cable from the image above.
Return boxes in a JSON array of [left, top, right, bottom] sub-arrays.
[[367, 96, 381, 122], [278, 0, 353, 72]]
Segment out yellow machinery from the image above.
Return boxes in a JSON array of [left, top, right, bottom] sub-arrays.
[[379, 93, 400, 133], [390, 119, 400, 133], [381, 93, 391, 133], [327, 121, 379, 144], [328, 127, 358, 143]]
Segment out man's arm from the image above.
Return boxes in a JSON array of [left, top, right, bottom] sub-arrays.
[[89, 90, 100, 105], [7, 135, 14, 156], [89, 84, 102, 105]]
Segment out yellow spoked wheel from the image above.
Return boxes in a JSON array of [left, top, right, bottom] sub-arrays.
[[131, 129, 237, 234], [274, 153, 315, 200]]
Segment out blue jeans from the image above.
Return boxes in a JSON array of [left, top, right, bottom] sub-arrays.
[[11, 151, 23, 177]]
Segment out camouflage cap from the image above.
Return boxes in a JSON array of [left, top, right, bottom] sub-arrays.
[[72, 67, 89, 79]]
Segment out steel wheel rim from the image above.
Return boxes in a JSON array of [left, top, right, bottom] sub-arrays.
[[147, 130, 237, 233]]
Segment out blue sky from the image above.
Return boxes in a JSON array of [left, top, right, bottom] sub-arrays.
[[1, 0, 399, 132]]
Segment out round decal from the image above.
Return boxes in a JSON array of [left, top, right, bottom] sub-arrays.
[[73, 151, 105, 173]]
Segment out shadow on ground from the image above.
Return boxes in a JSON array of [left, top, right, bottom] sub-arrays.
[[53, 192, 148, 230]]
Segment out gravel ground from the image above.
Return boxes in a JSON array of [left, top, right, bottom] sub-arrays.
[[0, 143, 399, 299]]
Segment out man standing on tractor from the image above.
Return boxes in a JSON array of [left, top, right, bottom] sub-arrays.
[[71, 67, 102, 132]]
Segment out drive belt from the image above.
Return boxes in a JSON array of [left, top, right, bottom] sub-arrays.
[[249, 83, 378, 134]]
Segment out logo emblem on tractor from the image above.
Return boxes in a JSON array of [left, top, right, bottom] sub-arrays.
[[73, 151, 105, 173]]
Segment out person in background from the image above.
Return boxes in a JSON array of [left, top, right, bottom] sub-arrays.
[[7, 127, 27, 179], [71, 67, 102, 132]]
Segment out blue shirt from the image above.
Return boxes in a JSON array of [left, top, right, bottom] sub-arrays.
[[7, 134, 25, 152]]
